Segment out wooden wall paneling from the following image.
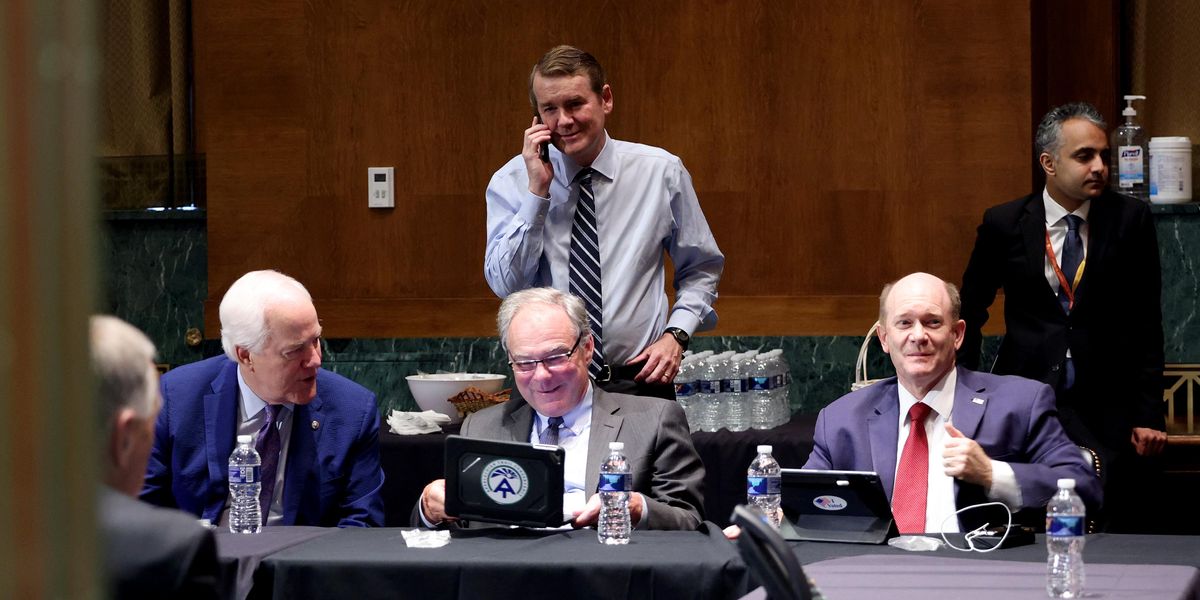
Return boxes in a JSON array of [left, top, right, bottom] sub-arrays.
[[1030, 0, 1120, 191], [198, 1, 1040, 338]]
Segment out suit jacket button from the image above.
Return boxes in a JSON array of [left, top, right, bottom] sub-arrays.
[[1051, 365, 1060, 371], [311, 420, 320, 430]]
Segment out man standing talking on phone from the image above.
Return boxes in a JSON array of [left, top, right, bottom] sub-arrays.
[[484, 45, 724, 400]]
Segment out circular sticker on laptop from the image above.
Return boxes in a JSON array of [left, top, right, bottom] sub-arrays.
[[481, 459, 528, 505], [813, 495, 848, 511]]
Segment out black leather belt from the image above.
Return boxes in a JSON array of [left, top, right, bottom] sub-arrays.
[[594, 361, 646, 383]]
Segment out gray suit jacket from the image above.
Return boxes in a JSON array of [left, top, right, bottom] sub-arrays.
[[99, 486, 221, 600], [440, 387, 706, 530]]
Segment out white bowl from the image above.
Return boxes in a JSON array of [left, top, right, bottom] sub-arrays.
[[405, 373, 507, 424]]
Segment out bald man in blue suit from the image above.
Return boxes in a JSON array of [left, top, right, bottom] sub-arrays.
[[804, 273, 1100, 532], [141, 271, 384, 527]]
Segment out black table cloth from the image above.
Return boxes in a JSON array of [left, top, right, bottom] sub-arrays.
[[379, 413, 817, 527], [254, 526, 751, 600]]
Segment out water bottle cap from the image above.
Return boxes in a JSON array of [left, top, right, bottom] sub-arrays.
[[1057, 478, 1076, 489], [237, 434, 253, 444], [757, 444, 773, 454], [609, 442, 624, 451]]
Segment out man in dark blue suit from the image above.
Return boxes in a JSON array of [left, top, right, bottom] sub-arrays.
[[804, 273, 1100, 533], [141, 270, 385, 527]]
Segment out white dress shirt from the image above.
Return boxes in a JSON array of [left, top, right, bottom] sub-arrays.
[[895, 368, 1021, 532], [1042, 188, 1091, 295], [1043, 189, 1091, 363]]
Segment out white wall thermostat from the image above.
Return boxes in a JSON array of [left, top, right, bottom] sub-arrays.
[[368, 167, 394, 208]]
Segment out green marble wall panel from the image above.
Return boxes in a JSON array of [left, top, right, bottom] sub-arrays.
[[101, 211, 209, 368], [102, 208, 1193, 417], [1154, 204, 1200, 363]]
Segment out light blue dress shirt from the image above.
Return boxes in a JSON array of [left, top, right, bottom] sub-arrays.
[[485, 132, 725, 365]]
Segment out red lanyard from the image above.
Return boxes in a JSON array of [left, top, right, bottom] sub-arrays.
[[1044, 228, 1085, 310]]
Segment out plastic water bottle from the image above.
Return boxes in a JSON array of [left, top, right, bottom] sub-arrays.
[[1046, 478, 1086, 598], [696, 356, 723, 432], [747, 444, 782, 527], [1110, 95, 1148, 202], [228, 434, 262, 534], [598, 442, 631, 545], [769, 350, 793, 427], [725, 353, 751, 431], [674, 356, 699, 431], [748, 352, 775, 429], [715, 351, 738, 429]]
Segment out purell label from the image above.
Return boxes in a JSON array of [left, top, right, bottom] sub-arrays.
[[1118, 145, 1144, 186]]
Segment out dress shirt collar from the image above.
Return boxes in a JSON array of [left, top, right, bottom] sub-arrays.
[[897, 366, 956, 421], [236, 366, 294, 422], [560, 131, 615, 185], [1042, 187, 1091, 227], [533, 382, 594, 440]]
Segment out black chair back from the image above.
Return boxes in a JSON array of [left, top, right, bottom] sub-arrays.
[[731, 505, 813, 600]]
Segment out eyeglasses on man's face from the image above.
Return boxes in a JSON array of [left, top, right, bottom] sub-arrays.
[[509, 333, 583, 373]]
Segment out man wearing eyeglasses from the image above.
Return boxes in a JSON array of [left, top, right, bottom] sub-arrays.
[[141, 270, 385, 527], [416, 287, 705, 530]]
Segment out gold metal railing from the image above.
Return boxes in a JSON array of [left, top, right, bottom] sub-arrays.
[[1164, 364, 1200, 436]]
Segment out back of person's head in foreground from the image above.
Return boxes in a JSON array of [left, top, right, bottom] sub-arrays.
[[92, 315, 160, 496]]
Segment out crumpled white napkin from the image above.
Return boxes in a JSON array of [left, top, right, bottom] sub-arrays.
[[387, 410, 451, 435], [401, 528, 451, 548]]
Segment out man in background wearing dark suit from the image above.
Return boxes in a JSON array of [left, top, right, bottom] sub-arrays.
[[93, 315, 220, 600], [141, 270, 385, 527], [959, 102, 1166, 531]]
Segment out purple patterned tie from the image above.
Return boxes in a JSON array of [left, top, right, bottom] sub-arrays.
[[256, 404, 284, 524]]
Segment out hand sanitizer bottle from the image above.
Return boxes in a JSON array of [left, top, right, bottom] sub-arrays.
[[1110, 95, 1148, 202]]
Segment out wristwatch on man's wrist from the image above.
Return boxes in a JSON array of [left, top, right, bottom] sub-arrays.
[[664, 327, 690, 351]]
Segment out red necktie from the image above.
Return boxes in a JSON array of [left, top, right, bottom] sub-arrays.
[[893, 402, 933, 534]]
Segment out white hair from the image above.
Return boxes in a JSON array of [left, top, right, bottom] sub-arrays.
[[219, 270, 313, 360], [90, 315, 159, 427], [496, 287, 590, 351]]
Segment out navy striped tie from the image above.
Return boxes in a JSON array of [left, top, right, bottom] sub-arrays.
[[570, 168, 605, 379]]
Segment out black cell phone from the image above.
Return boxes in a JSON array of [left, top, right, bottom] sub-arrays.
[[534, 114, 550, 163]]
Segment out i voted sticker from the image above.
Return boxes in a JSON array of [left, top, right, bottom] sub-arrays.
[[813, 495, 848, 511]]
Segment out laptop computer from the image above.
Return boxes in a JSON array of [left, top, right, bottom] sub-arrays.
[[777, 468, 898, 544], [443, 435, 567, 528]]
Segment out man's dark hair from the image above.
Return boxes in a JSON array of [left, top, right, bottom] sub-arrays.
[[1035, 102, 1107, 158]]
